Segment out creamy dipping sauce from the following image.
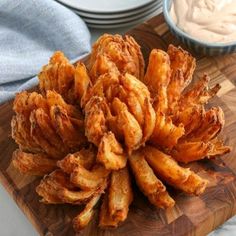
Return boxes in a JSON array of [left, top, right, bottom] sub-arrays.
[[170, 0, 236, 43]]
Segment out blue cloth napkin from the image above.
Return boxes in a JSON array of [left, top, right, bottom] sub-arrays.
[[0, 0, 91, 104]]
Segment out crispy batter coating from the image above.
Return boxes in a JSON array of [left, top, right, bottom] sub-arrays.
[[172, 107, 229, 163], [38, 51, 75, 103], [70, 164, 110, 190], [73, 179, 108, 230], [171, 141, 213, 163], [119, 73, 156, 144], [167, 69, 186, 115], [46, 90, 82, 119], [172, 75, 221, 136], [99, 192, 120, 228], [74, 62, 91, 102], [13, 91, 48, 118], [84, 96, 109, 146], [34, 108, 69, 154], [73, 194, 101, 231], [111, 98, 143, 153], [88, 54, 120, 84], [39, 52, 92, 105], [36, 170, 106, 205], [150, 113, 185, 150], [30, 110, 65, 159], [61, 179, 107, 205], [144, 146, 208, 195], [81, 72, 120, 108], [12, 149, 57, 176], [129, 151, 165, 195], [36, 170, 77, 204], [172, 75, 220, 126], [57, 147, 96, 173], [144, 49, 185, 149], [167, 44, 196, 112], [88, 34, 145, 83], [83, 72, 155, 153], [11, 115, 43, 153], [172, 138, 231, 163], [12, 90, 87, 159], [179, 75, 221, 110], [180, 172, 209, 195], [49, 105, 86, 149], [129, 151, 174, 208], [173, 105, 205, 135], [58, 188, 98, 205], [207, 138, 231, 157], [187, 107, 224, 142], [108, 166, 133, 221], [143, 49, 171, 98], [97, 132, 127, 170], [168, 44, 196, 75]]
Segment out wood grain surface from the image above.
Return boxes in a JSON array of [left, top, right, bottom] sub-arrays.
[[0, 14, 236, 236]]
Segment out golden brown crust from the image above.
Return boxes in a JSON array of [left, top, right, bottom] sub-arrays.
[[167, 44, 196, 87], [83, 72, 155, 153], [13, 91, 48, 118], [143, 49, 185, 150], [97, 132, 127, 170], [70, 164, 110, 190], [36, 170, 106, 205], [88, 34, 145, 83], [38, 51, 75, 104], [143, 49, 171, 98], [57, 147, 96, 173], [74, 62, 91, 102], [12, 90, 87, 159], [12, 149, 57, 175], [73, 194, 101, 231], [99, 192, 120, 228], [108, 166, 133, 222], [11, 115, 43, 153], [129, 150, 175, 208], [84, 96, 109, 146], [49, 105, 86, 149], [30, 110, 64, 159], [144, 146, 208, 195]]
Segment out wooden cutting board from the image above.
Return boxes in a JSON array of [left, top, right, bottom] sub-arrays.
[[0, 14, 236, 236]]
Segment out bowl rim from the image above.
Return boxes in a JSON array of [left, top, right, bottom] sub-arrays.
[[163, 0, 236, 48]]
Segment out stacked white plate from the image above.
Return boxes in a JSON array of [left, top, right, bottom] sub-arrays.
[[56, 0, 162, 28]]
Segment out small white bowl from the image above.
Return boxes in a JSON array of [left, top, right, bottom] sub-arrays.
[[163, 0, 236, 56]]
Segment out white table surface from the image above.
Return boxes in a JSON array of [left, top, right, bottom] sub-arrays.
[[0, 25, 235, 236]]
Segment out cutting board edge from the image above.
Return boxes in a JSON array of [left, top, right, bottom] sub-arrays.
[[189, 197, 236, 236]]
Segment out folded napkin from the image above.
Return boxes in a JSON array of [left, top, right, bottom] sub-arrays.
[[0, 0, 91, 104]]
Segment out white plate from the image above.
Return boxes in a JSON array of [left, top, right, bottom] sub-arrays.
[[73, 1, 161, 19], [79, 3, 161, 24], [86, 7, 162, 29], [56, 0, 155, 13]]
